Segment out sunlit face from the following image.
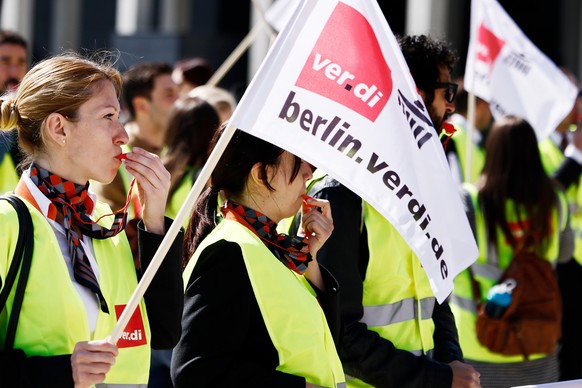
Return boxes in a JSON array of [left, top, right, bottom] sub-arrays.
[[264, 152, 313, 223], [0, 43, 27, 92], [147, 73, 179, 132], [63, 80, 128, 184], [427, 65, 455, 131]]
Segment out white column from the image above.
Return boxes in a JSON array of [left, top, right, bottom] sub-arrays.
[[116, 0, 154, 35], [405, 0, 449, 37], [0, 0, 35, 48], [50, 0, 82, 52], [160, 0, 190, 34]]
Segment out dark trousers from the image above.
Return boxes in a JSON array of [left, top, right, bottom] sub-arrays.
[[557, 259, 582, 381]]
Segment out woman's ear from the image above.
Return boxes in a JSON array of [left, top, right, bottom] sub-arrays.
[[44, 112, 69, 146], [249, 162, 265, 187]]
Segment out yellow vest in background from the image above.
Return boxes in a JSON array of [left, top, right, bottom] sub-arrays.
[[0, 154, 19, 194]]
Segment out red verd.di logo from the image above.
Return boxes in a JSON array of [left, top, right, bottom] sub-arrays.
[[115, 304, 148, 348], [295, 2, 392, 122], [476, 22, 505, 68]]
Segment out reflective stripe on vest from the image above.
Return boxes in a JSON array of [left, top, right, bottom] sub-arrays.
[[449, 294, 478, 314], [361, 297, 435, 327], [0, 196, 151, 384], [184, 219, 345, 387], [451, 183, 563, 363], [470, 262, 503, 280], [349, 203, 436, 388]]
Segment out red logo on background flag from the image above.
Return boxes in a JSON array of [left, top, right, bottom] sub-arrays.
[[476, 23, 505, 67], [295, 2, 392, 122], [115, 304, 147, 348]]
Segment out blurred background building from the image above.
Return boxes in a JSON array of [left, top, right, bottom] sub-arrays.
[[0, 0, 580, 99]]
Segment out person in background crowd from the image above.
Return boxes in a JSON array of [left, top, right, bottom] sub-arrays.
[[0, 52, 183, 387], [451, 115, 573, 387], [171, 125, 345, 387], [449, 81, 493, 183], [538, 68, 582, 381], [163, 96, 220, 227], [188, 84, 237, 125], [0, 29, 29, 194], [172, 57, 214, 98], [291, 34, 481, 388]]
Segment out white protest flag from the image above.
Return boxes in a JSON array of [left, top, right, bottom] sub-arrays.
[[229, 0, 478, 302], [264, 0, 301, 33], [465, 0, 577, 140]]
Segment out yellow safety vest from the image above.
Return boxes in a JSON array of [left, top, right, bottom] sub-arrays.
[[184, 219, 346, 387], [0, 195, 151, 384], [165, 167, 196, 229], [348, 203, 436, 388], [450, 184, 565, 362], [539, 138, 582, 265], [451, 122, 485, 184], [0, 153, 19, 195]]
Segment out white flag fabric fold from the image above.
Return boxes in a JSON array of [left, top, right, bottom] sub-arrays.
[[229, 0, 478, 302], [264, 0, 301, 33], [465, 0, 578, 140]]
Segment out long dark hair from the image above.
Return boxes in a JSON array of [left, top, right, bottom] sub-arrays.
[[183, 124, 301, 266], [479, 115, 557, 249], [163, 96, 220, 197]]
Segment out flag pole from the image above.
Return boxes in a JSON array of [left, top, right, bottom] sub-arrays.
[[466, 91, 476, 183], [109, 122, 238, 344], [251, 0, 277, 40]]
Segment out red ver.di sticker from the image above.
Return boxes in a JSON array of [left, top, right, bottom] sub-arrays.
[[115, 304, 148, 348]]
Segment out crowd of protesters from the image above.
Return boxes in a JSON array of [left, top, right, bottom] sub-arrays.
[[0, 20, 581, 388]]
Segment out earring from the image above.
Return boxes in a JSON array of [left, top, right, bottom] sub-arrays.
[[62, 139, 66, 144]]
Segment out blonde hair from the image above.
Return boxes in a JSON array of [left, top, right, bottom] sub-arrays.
[[188, 85, 236, 123], [0, 52, 122, 158]]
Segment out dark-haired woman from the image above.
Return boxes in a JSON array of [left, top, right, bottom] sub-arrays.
[[450, 115, 573, 387], [170, 126, 345, 387], [163, 96, 220, 227]]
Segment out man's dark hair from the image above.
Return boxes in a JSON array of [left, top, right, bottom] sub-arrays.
[[0, 30, 27, 49], [398, 34, 458, 106], [176, 57, 214, 86], [122, 62, 173, 119]]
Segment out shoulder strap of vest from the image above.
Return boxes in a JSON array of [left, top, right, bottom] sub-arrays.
[[0, 194, 34, 350]]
